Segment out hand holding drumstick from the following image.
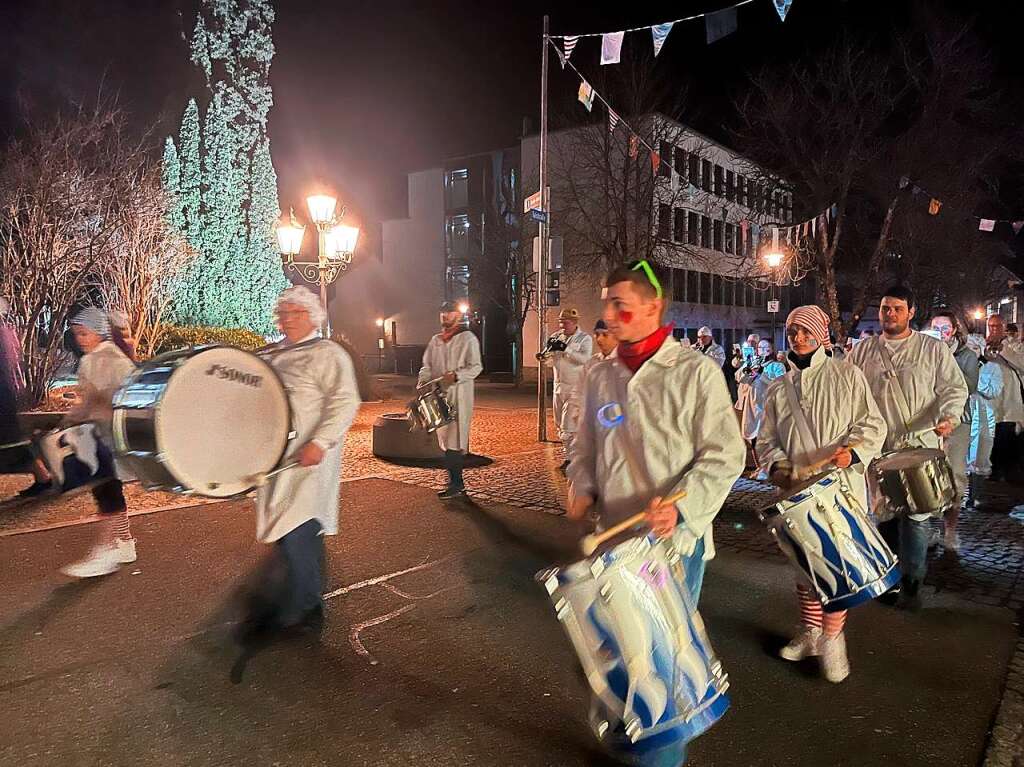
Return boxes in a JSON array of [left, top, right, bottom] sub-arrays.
[[579, 490, 686, 556]]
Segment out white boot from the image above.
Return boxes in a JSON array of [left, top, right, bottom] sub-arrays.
[[779, 625, 822, 661], [115, 538, 137, 563], [61, 543, 122, 578], [819, 632, 850, 683]]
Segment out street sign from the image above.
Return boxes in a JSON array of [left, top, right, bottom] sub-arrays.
[[524, 191, 542, 214], [529, 208, 548, 223], [768, 299, 780, 313]]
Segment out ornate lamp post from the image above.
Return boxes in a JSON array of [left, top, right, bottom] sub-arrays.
[[276, 193, 360, 337], [764, 250, 784, 347]]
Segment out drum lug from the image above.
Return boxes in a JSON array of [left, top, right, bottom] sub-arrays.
[[596, 720, 610, 739], [598, 582, 613, 603], [624, 718, 643, 743]]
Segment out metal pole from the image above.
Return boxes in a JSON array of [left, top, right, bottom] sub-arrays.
[[318, 227, 331, 338], [537, 14, 550, 443]]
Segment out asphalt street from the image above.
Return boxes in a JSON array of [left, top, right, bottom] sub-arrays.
[[0, 478, 1015, 766]]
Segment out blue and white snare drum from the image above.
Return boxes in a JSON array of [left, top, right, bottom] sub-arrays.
[[538, 535, 730, 752], [759, 470, 901, 612]]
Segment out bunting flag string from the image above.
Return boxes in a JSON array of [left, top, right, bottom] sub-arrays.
[[577, 80, 595, 112], [549, 0, 762, 61], [903, 175, 1024, 234], [773, 0, 793, 21]]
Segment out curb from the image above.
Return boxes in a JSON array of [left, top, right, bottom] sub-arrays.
[[984, 632, 1024, 766]]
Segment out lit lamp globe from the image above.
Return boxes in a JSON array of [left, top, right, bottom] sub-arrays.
[[306, 194, 338, 227], [973, 309, 985, 320], [276, 222, 305, 257], [457, 302, 469, 315], [328, 223, 360, 256], [765, 252, 784, 269]]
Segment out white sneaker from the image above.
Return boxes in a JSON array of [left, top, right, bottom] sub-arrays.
[[779, 626, 822, 661], [115, 538, 137, 563], [820, 632, 851, 683], [61, 543, 122, 578]]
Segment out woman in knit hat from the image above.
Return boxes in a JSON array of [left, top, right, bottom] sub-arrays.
[[60, 306, 138, 578], [757, 305, 888, 683]]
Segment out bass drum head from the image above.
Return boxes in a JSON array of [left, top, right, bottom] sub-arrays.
[[155, 347, 290, 497]]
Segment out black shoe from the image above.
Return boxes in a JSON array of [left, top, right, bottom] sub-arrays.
[[897, 582, 923, 612], [280, 605, 325, 638], [878, 586, 902, 607], [438, 486, 467, 500], [558, 460, 570, 476], [17, 481, 51, 498]]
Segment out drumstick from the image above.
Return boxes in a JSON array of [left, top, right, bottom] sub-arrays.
[[579, 490, 687, 556], [793, 440, 863, 482], [252, 461, 301, 488]]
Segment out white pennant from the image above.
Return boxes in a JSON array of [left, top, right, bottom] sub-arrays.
[[601, 31, 624, 65], [562, 36, 579, 68]]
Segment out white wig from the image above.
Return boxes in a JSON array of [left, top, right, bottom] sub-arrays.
[[71, 306, 111, 339], [277, 285, 325, 327]]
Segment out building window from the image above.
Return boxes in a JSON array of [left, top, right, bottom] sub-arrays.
[[658, 141, 673, 178], [725, 223, 735, 254], [673, 268, 686, 302], [446, 214, 470, 260], [708, 273, 719, 304], [688, 153, 700, 188], [697, 272, 708, 304], [673, 208, 686, 242], [446, 169, 469, 210], [713, 165, 724, 196], [726, 170, 735, 202], [736, 175, 745, 206], [687, 270, 699, 303], [701, 159, 713, 193], [657, 203, 672, 240], [713, 219, 724, 252], [675, 148, 688, 183], [736, 281, 746, 307], [700, 215, 711, 248], [688, 211, 699, 246], [721, 277, 731, 305]]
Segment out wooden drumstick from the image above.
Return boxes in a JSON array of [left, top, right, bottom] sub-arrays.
[[579, 490, 687, 556], [793, 440, 862, 483], [252, 461, 301, 488]]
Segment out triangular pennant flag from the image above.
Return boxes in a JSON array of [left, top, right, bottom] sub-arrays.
[[772, 227, 779, 250], [562, 36, 579, 68], [651, 23, 674, 57], [773, 0, 793, 22], [740, 220, 749, 235], [601, 31, 625, 65], [577, 80, 595, 112], [651, 151, 661, 174], [830, 203, 838, 219], [706, 7, 737, 44], [629, 134, 639, 159], [928, 198, 942, 216], [1013, 221, 1024, 235], [979, 218, 996, 232], [811, 217, 817, 237], [670, 167, 679, 191], [608, 108, 620, 134]]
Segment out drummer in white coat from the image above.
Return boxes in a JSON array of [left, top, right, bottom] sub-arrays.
[[545, 308, 593, 473], [847, 285, 967, 611], [418, 301, 483, 500], [568, 260, 744, 766], [758, 305, 887, 683], [243, 287, 360, 639]]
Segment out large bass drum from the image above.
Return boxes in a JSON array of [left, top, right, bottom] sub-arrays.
[[112, 346, 291, 497]]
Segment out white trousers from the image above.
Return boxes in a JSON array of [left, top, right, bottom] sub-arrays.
[[968, 395, 996, 477], [553, 383, 578, 455], [944, 422, 971, 498]]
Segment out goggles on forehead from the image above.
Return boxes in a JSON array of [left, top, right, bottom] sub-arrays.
[[629, 259, 663, 299]]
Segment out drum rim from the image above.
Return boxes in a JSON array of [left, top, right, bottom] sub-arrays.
[[874, 447, 947, 469], [117, 345, 293, 496]]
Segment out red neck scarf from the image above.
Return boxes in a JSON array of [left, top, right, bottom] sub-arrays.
[[440, 325, 464, 343], [618, 323, 674, 373]]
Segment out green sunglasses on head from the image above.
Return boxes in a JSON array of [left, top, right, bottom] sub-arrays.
[[630, 259, 663, 299]]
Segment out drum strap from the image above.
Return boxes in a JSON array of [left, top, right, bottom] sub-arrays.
[[873, 338, 917, 441], [781, 373, 819, 466]]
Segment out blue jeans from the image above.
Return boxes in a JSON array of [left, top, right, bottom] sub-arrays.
[[276, 519, 325, 626], [879, 516, 929, 588], [611, 538, 707, 767]]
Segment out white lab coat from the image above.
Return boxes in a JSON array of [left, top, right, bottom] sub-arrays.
[[737, 363, 786, 441], [696, 341, 726, 367], [548, 329, 593, 440], [988, 347, 1024, 427], [256, 336, 360, 543], [847, 332, 968, 452], [568, 337, 746, 559], [757, 347, 888, 511], [418, 329, 483, 452]]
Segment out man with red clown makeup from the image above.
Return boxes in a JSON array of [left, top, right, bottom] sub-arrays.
[[566, 259, 745, 767]]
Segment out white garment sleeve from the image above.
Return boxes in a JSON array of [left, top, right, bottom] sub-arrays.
[[934, 341, 969, 424], [667, 360, 746, 547], [417, 339, 435, 386], [565, 334, 593, 367], [978, 361, 1003, 401], [566, 373, 598, 500], [846, 364, 888, 465], [310, 345, 362, 451], [454, 334, 483, 383]]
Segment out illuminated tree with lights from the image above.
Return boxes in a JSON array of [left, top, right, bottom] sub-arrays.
[[163, 0, 287, 332]]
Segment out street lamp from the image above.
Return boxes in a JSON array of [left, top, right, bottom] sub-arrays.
[[276, 194, 360, 337], [764, 251, 784, 346]]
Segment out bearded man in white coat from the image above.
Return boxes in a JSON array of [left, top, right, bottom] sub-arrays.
[[758, 305, 887, 684], [567, 260, 745, 767], [418, 301, 483, 500], [546, 308, 593, 473], [242, 287, 360, 640], [848, 285, 967, 611]]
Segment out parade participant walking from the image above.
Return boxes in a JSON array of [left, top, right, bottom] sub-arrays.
[[107, 309, 137, 362], [60, 308, 138, 578], [590, 318, 618, 362], [758, 305, 887, 683], [568, 260, 745, 767], [984, 315, 1024, 483], [544, 308, 592, 472], [695, 326, 726, 367], [930, 311, 978, 550], [240, 287, 360, 639], [848, 286, 967, 610], [967, 333, 997, 500], [418, 301, 482, 499], [733, 333, 760, 426]]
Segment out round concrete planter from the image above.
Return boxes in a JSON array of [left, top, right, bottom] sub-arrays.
[[372, 413, 444, 461]]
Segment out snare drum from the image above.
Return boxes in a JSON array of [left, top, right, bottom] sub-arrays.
[[873, 448, 956, 517], [538, 535, 730, 752], [112, 346, 291, 497], [760, 470, 901, 612], [407, 381, 456, 433]]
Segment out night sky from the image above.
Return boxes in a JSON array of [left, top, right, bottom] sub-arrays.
[[1, 0, 1022, 225]]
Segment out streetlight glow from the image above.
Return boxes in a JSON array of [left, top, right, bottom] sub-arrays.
[[457, 302, 469, 314], [276, 222, 305, 256], [765, 251, 784, 269], [306, 194, 338, 226], [375, 317, 384, 327], [328, 223, 360, 255], [973, 308, 985, 320]]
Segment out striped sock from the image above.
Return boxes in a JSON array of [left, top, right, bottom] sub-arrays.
[[797, 583, 823, 629], [822, 609, 847, 638], [112, 509, 131, 542]]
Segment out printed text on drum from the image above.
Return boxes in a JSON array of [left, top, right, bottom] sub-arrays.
[[205, 364, 264, 388]]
